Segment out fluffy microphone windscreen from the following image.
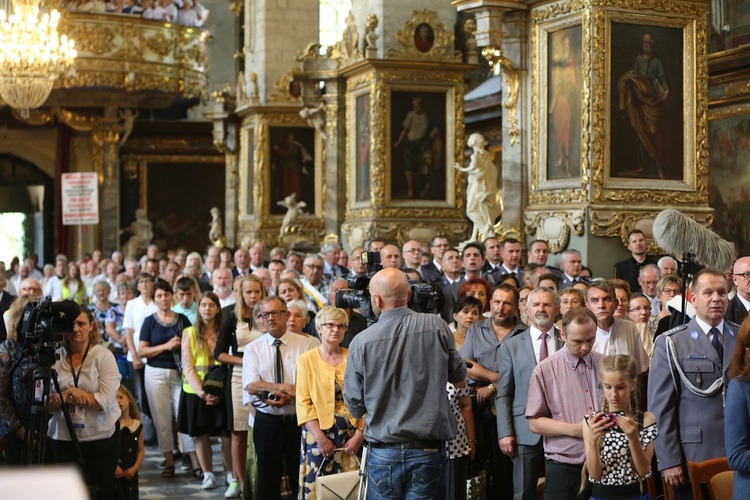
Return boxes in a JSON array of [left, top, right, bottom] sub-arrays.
[[652, 209, 735, 271]]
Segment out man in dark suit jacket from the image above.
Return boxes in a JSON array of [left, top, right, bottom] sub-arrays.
[[613, 229, 659, 293], [422, 235, 450, 276], [648, 269, 737, 499], [727, 256, 750, 325], [0, 275, 16, 341], [496, 287, 563, 500]]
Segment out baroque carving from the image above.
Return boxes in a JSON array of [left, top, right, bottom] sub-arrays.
[[330, 11, 363, 65], [524, 210, 585, 253], [483, 47, 520, 146], [387, 9, 462, 62], [267, 71, 302, 104]]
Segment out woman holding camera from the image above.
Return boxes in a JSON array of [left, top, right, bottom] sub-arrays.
[[47, 305, 121, 499], [296, 306, 364, 499]]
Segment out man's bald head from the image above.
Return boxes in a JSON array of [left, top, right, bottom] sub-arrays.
[[369, 268, 411, 312]]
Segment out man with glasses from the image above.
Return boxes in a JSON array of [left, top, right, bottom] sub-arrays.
[[301, 254, 330, 312], [637, 264, 661, 316], [726, 256, 750, 325], [401, 240, 441, 281], [243, 296, 319, 499], [423, 234, 450, 275]]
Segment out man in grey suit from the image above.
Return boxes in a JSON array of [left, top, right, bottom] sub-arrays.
[[496, 287, 563, 500], [648, 268, 738, 499]]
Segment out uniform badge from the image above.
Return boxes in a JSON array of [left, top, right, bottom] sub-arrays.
[[690, 330, 699, 341]]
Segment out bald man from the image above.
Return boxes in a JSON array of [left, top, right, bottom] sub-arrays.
[[727, 256, 750, 325], [344, 268, 466, 498]]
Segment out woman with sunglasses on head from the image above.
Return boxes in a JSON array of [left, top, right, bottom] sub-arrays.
[[296, 306, 364, 499], [47, 304, 121, 499]]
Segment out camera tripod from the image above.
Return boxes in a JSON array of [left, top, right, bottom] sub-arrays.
[[22, 361, 96, 496]]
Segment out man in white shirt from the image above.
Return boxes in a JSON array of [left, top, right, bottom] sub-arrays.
[[242, 296, 319, 499], [586, 280, 649, 373], [212, 267, 236, 308], [123, 273, 157, 414], [727, 256, 750, 324], [43, 257, 68, 300]]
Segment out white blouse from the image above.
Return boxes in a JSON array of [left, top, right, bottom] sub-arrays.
[[47, 344, 122, 442]]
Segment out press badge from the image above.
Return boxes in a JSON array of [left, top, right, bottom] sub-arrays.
[[69, 405, 86, 429]]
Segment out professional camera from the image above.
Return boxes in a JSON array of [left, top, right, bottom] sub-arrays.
[[257, 390, 280, 402], [407, 281, 442, 314], [18, 298, 80, 368], [335, 251, 383, 324]]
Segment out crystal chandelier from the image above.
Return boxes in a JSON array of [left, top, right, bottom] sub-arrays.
[[0, 0, 76, 117]]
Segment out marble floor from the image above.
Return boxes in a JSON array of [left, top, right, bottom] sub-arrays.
[[140, 441, 232, 500]]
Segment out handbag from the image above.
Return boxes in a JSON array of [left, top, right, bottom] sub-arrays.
[[315, 448, 361, 500], [203, 364, 227, 397]]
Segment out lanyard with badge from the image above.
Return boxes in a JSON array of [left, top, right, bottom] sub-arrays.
[[67, 344, 90, 429]]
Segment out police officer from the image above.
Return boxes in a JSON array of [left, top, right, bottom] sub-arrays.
[[648, 268, 738, 499]]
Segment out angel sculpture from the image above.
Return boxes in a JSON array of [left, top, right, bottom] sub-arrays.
[[277, 193, 307, 239], [454, 133, 502, 243]]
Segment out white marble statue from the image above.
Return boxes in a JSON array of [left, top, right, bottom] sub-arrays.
[[454, 133, 502, 242], [277, 193, 307, 239], [208, 206, 224, 244], [119, 109, 138, 147], [120, 208, 153, 259]]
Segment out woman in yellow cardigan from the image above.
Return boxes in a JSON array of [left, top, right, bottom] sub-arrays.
[[296, 306, 365, 499]]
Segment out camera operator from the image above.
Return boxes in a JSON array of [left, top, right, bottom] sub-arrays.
[[0, 295, 42, 464], [47, 305, 121, 499]]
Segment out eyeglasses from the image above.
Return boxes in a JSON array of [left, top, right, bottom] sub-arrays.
[[661, 288, 680, 296], [304, 264, 323, 270], [733, 272, 750, 280], [628, 306, 650, 313], [322, 322, 347, 331], [258, 310, 286, 319]]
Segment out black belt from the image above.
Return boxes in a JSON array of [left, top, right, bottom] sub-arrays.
[[369, 439, 443, 450], [257, 411, 297, 423]]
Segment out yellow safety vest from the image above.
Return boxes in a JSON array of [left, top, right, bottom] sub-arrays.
[[182, 326, 219, 394]]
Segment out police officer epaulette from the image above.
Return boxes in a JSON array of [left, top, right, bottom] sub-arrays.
[[727, 320, 740, 337], [727, 320, 741, 329], [663, 324, 689, 337]]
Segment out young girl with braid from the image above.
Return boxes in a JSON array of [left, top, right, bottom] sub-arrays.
[[582, 355, 658, 499]]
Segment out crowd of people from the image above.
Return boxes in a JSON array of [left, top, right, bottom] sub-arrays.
[[62, 0, 209, 28], [0, 229, 749, 499]]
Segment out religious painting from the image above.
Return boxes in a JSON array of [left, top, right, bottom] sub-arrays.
[[354, 92, 371, 206], [609, 22, 684, 181], [144, 161, 225, 252], [546, 25, 583, 181], [269, 126, 315, 215], [708, 0, 750, 51], [708, 103, 750, 257], [389, 90, 447, 201], [414, 23, 434, 52]]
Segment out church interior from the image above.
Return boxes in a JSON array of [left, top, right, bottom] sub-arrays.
[[0, 0, 748, 271]]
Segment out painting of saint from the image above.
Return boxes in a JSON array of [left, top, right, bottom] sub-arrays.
[[247, 128, 254, 214], [414, 23, 435, 52], [270, 127, 315, 214], [547, 25, 582, 180], [390, 91, 446, 201], [355, 94, 371, 203], [610, 23, 683, 180], [708, 111, 750, 257]]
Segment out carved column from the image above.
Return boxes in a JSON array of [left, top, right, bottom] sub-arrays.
[[321, 78, 347, 238], [91, 107, 122, 254]]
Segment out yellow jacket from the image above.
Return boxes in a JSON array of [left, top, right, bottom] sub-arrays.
[[295, 347, 357, 430]]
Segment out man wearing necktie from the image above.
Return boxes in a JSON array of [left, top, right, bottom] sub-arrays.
[[648, 268, 738, 500], [726, 256, 750, 325], [242, 296, 320, 499], [496, 287, 563, 500]]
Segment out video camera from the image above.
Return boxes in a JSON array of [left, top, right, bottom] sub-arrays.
[[18, 297, 80, 367], [334, 251, 443, 323]]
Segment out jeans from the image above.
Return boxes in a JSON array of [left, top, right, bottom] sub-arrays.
[[367, 446, 444, 499]]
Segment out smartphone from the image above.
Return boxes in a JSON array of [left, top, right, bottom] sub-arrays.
[[605, 411, 625, 431]]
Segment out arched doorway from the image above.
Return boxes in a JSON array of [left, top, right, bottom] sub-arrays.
[[0, 155, 55, 266]]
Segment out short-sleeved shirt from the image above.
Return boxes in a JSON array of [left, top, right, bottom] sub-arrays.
[[139, 313, 191, 369], [122, 296, 158, 362]]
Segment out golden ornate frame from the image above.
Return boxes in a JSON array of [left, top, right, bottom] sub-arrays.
[[386, 9, 462, 62], [238, 110, 325, 238], [529, 0, 709, 208], [592, 2, 708, 204]]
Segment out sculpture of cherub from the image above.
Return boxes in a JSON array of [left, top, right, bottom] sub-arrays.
[[208, 207, 224, 244], [277, 193, 307, 239]]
